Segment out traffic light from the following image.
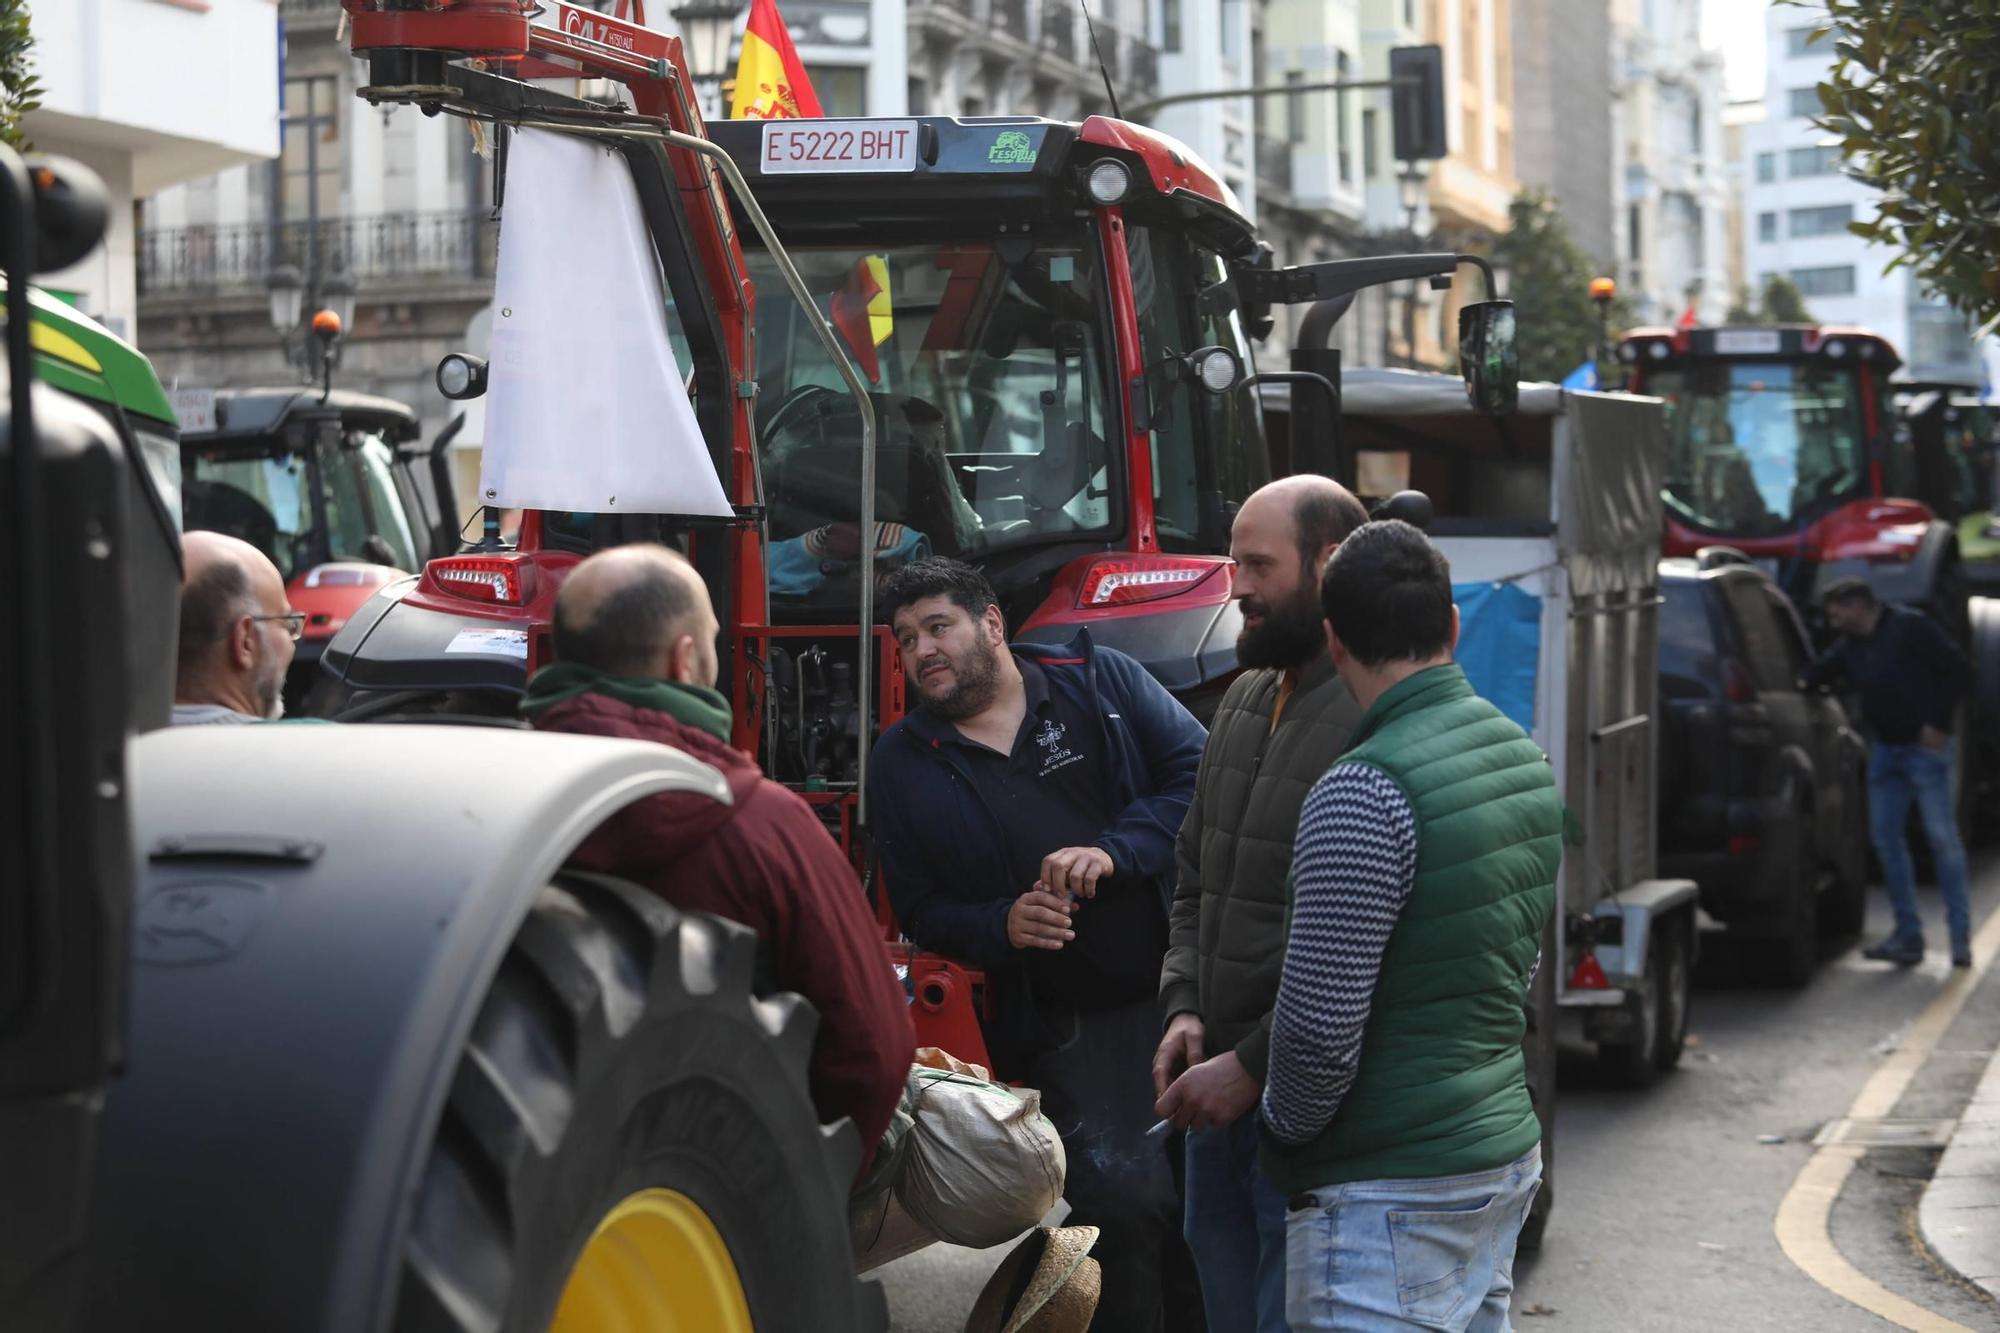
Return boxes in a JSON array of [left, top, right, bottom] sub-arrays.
[[1390, 45, 1447, 161]]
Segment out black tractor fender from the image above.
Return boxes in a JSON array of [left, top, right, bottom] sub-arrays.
[[80, 725, 730, 1332]]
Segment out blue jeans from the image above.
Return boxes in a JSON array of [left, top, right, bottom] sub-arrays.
[[1283, 1146, 1541, 1332], [1184, 1117, 1289, 1333], [1867, 740, 1972, 950]]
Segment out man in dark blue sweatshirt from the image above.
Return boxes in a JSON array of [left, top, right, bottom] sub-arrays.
[[868, 557, 1207, 1332], [1807, 578, 1972, 966]]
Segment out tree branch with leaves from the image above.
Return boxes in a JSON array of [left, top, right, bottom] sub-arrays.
[[1801, 0, 2000, 335], [1490, 192, 1632, 384], [0, 0, 39, 151]]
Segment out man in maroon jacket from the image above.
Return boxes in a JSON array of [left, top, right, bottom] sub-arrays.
[[521, 543, 914, 1173]]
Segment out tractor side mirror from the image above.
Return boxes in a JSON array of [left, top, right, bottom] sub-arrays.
[[1458, 300, 1518, 417]]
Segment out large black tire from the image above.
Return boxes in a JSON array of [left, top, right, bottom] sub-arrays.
[[396, 871, 886, 1333], [1517, 913, 1558, 1252], [1597, 916, 1691, 1088]]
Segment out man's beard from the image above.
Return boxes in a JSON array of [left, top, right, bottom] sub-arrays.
[[255, 649, 287, 720], [1236, 579, 1325, 670], [914, 636, 1003, 721]]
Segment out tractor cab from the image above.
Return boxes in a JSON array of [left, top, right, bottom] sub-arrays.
[[1615, 324, 1961, 630], [1889, 380, 2000, 589], [181, 388, 456, 705]]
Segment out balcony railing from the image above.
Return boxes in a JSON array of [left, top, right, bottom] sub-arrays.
[[1041, 2, 1077, 63], [1121, 33, 1159, 89], [1254, 135, 1294, 195], [138, 213, 501, 297]]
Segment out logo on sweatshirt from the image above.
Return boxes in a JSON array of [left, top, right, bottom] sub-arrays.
[[1034, 719, 1083, 777]]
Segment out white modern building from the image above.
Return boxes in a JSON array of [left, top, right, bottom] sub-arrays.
[[1740, 1, 1981, 383], [25, 0, 281, 341], [1610, 0, 1727, 326]]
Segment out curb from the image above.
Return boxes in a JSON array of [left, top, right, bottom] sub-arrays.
[[1919, 1043, 2000, 1304]]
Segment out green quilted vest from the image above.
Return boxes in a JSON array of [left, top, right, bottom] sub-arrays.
[[1262, 663, 1561, 1193]]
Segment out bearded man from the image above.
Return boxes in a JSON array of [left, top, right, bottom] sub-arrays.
[[867, 556, 1207, 1333], [1151, 475, 1369, 1333], [172, 530, 301, 725]]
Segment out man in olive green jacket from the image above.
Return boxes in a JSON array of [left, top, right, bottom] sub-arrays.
[[1261, 521, 1560, 1332], [1152, 475, 1367, 1333]]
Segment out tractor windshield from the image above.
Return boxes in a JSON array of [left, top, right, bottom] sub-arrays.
[[1652, 359, 1867, 536], [745, 233, 1114, 607], [184, 431, 420, 577]]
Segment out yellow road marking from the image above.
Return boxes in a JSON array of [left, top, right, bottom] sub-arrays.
[[1774, 905, 2000, 1331]]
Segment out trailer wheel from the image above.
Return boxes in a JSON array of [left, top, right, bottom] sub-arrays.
[[396, 871, 886, 1333], [1597, 916, 1690, 1088]]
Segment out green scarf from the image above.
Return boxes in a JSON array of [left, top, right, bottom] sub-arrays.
[[518, 661, 733, 741]]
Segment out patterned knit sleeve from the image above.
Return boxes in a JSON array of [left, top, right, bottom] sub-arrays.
[[1260, 762, 1419, 1148]]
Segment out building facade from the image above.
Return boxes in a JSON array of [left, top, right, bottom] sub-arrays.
[[1610, 0, 1726, 326], [26, 0, 281, 341], [1511, 0, 1613, 270], [1740, 1, 1981, 382]]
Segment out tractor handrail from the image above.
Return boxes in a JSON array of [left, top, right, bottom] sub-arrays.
[[505, 114, 882, 822]]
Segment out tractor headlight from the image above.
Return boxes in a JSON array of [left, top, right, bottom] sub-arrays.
[[1086, 159, 1132, 206], [436, 352, 489, 401]]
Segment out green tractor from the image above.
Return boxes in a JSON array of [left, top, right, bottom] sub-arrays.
[[2, 150, 884, 1332]]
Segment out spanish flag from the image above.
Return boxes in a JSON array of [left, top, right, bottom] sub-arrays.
[[728, 0, 824, 120]]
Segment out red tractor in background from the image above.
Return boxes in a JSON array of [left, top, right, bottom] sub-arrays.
[[1617, 322, 2000, 822]]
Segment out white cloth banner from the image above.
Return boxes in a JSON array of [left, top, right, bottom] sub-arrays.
[[478, 128, 732, 517]]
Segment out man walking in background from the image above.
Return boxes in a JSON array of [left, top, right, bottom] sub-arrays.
[[1809, 578, 1974, 967], [1151, 475, 1368, 1333], [1262, 521, 1560, 1331]]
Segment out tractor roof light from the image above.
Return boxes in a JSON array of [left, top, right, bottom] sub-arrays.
[[1086, 158, 1132, 206], [1648, 341, 1669, 360], [437, 352, 489, 401], [1824, 339, 1847, 360], [1075, 556, 1222, 608], [1185, 345, 1242, 395], [1617, 342, 1639, 363]]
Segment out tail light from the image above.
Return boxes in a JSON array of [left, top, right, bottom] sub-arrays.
[[1720, 657, 1755, 704], [1074, 556, 1225, 608], [431, 555, 526, 604], [1728, 835, 1761, 857], [1567, 951, 1610, 991]]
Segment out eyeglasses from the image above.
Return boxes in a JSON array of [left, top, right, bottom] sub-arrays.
[[250, 612, 306, 642]]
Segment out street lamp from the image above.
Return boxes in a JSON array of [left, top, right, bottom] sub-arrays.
[[1396, 161, 1431, 369], [671, 0, 742, 112], [266, 263, 352, 393], [267, 264, 304, 338]]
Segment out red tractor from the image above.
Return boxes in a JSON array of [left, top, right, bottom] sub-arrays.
[[1617, 322, 2000, 819]]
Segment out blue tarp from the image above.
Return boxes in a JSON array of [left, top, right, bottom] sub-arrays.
[[1453, 581, 1541, 734], [1560, 359, 1598, 390]]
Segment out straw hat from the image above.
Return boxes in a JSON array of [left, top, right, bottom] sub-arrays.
[[963, 1226, 1102, 1333]]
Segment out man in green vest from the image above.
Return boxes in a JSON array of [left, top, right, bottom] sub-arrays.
[[1260, 520, 1560, 1331]]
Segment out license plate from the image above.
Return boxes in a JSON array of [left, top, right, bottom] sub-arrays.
[[761, 120, 920, 175], [1715, 329, 1782, 354]]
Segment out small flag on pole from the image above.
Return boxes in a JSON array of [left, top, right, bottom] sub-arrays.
[[1561, 360, 1598, 391], [729, 0, 824, 120]]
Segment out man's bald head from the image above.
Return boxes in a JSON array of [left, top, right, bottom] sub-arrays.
[[177, 529, 295, 716], [553, 544, 720, 686], [1238, 474, 1369, 573]]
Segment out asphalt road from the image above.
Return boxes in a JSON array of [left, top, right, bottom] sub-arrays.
[[871, 859, 2000, 1332]]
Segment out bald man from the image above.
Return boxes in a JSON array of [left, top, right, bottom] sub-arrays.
[[518, 544, 914, 1176], [173, 530, 301, 725], [1152, 476, 1370, 1333]]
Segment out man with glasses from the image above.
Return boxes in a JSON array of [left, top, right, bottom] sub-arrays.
[[172, 530, 301, 725]]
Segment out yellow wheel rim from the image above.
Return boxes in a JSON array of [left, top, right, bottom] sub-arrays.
[[550, 1188, 753, 1333]]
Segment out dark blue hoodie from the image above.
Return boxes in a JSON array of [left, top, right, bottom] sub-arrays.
[[868, 628, 1206, 1019]]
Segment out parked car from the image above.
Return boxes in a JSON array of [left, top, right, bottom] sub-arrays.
[[1656, 551, 1871, 985]]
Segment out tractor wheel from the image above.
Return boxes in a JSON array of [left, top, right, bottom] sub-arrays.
[[396, 871, 886, 1333]]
